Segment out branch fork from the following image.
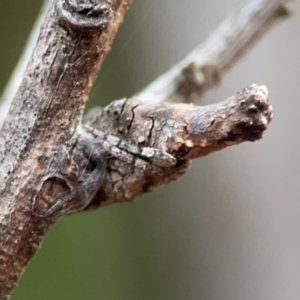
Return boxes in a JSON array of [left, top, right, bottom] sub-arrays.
[[0, 0, 288, 298]]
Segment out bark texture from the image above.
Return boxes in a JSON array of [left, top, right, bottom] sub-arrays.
[[83, 85, 272, 208], [0, 0, 289, 299], [0, 0, 131, 298]]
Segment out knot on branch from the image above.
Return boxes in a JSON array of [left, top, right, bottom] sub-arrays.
[[182, 84, 272, 159], [56, 0, 115, 29], [176, 64, 220, 103], [228, 85, 272, 141]]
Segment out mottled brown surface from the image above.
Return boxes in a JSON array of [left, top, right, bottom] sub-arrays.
[[0, 0, 281, 299], [0, 0, 130, 298], [83, 85, 272, 207]]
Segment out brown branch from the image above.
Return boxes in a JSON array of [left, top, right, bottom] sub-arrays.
[[0, 0, 131, 298], [83, 84, 272, 207], [136, 0, 291, 104], [0, 0, 285, 298]]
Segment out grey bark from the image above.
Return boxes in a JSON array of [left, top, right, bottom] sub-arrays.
[[0, 0, 290, 298]]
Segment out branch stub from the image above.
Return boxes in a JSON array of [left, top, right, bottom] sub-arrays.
[[56, 0, 115, 30]]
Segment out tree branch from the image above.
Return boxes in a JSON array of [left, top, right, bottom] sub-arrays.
[[83, 84, 272, 207], [0, 0, 286, 298], [0, 0, 130, 297], [136, 0, 290, 105]]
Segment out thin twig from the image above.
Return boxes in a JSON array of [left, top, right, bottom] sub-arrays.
[[136, 0, 291, 104]]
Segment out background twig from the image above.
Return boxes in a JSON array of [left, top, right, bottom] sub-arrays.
[[136, 0, 290, 104]]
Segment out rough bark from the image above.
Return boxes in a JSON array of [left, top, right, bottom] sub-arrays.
[[83, 85, 272, 208], [0, 0, 289, 299], [0, 0, 131, 298]]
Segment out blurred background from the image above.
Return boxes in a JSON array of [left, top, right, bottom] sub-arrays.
[[1, 0, 300, 299]]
